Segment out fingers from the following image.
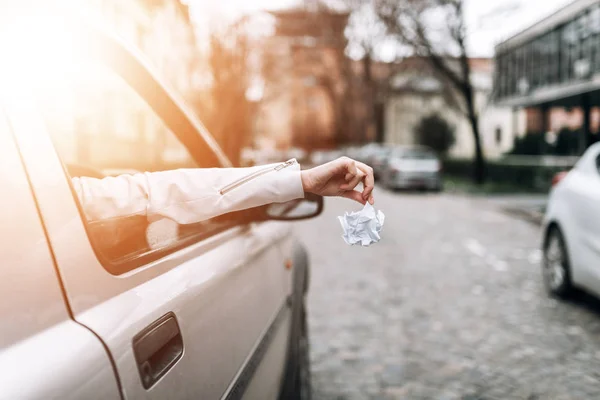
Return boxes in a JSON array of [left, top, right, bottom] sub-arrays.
[[340, 157, 360, 189], [356, 161, 375, 203], [343, 157, 358, 176], [336, 157, 375, 205], [341, 168, 365, 191], [341, 190, 366, 204]]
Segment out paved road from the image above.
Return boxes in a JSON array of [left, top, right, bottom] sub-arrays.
[[295, 189, 600, 400]]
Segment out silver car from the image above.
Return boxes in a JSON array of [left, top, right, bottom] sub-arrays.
[[369, 147, 393, 179], [381, 146, 442, 191], [0, 17, 317, 400]]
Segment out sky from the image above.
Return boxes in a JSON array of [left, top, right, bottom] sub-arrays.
[[187, 0, 575, 58], [464, 0, 573, 57]]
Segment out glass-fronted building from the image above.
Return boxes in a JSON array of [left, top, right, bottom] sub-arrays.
[[494, 0, 600, 148]]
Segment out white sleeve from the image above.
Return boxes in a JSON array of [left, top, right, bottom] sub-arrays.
[[71, 160, 305, 224]]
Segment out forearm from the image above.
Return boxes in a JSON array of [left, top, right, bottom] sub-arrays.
[[72, 160, 305, 224]]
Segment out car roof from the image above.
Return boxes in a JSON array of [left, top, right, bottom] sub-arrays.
[[393, 145, 434, 152], [576, 142, 600, 173]]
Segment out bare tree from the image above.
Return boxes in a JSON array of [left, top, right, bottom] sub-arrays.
[[343, 0, 395, 143], [201, 20, 254, 166], [315, 3, 396, 146], [375, 0, 486, 183], [260, 7, 357, 149]]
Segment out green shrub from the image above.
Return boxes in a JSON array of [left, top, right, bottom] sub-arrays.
[[443, 158, 574, 192], [509, 132, 546, 155], [510, 128, 594, 156], [413, 114, 455, 156], [554, 128, 582, 155]]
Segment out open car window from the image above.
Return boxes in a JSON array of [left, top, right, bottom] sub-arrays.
[[34, 60, 234, 273]]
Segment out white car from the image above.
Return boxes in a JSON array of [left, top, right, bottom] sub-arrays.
[[381, 146, 442, 191], [0, 16, 317, 400], [542, 143, 600, 298]]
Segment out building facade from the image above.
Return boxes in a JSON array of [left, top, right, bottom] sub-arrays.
[[257, 8, 351, 150], [494, 0, 600, 152], [384, 57, 525, 159]]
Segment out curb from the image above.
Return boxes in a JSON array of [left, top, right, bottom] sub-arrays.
[[501, 207, 544, 226]]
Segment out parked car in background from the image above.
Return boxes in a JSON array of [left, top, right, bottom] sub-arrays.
[[0, 16, 316, 400], [356, 143, 384, 164], [345, 146, 369, 161], [381, 146, 442, 191], [309, 149, 343, 165], [542, 143, 600, 300], [370, 146, 393, 179], [287, 147, 308, 164], [355, 143, 378, 163]]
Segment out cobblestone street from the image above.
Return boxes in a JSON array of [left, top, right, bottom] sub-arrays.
[[296, 189, 600, 400]]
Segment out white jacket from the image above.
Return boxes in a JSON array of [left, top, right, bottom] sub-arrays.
[[71, 159, 304, 223]]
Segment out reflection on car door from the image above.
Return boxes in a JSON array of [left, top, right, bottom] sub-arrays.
[[0, 106, 120, 399], [8, 39, 293, 399], [566, 157, 600, 292]]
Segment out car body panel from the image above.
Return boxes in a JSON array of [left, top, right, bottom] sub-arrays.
[[544, 143, 600, 296], [2, 21, 304, 399], [1, 320, 122, 400], [0, 106, 120, 400], [384, 168, 441, 190], [240, 311, 291, 400], [370, 148, 392, 178], [9, 72, 295, 400], [382, 148, 441, 190]]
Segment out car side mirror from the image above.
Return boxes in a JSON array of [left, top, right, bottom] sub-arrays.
[[264, 192, 324, 221]]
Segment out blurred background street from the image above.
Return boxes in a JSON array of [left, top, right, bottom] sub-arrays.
[[298, 190, 600, 400], [11, 0, 600, 398]]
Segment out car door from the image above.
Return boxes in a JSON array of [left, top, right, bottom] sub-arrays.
[[566, 148, 600, 292], [0, 104, 120, 400], [7, 25, 293, 399]]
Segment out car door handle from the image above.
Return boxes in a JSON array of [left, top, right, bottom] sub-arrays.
[[133, 312, 184, 389]]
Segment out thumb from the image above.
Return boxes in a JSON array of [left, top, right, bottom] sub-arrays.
[[341, 190, 367, 205]]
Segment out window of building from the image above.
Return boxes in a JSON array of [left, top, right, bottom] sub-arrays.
[[495, 127, 502, 145], [34, 60, 232, 273], [550, 29, 560, 84], [593, 6, 600, 73], [509, 51, 517, 97]]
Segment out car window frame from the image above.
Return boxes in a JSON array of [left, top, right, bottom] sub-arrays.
[[85, 24, 232, 169], [41, 23, 240, 275]]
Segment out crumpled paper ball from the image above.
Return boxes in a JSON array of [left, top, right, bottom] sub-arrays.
[[338, 203, 385, 246]]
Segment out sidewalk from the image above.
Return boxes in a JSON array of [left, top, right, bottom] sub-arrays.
[[481, 194, 547, 226], [443, 177, 548, 226]]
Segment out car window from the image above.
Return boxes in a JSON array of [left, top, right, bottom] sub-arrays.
[[596, 154, 600, 175], [396, 149, 436, 160], [374, 148, 391, 158], [35, 61, 233, 273]]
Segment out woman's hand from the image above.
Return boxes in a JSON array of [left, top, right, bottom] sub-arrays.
[[301, 157, 375, 205]]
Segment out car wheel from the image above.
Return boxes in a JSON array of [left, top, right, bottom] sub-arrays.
[[543, 226, 573, 298], [292, 303, 311, 400]]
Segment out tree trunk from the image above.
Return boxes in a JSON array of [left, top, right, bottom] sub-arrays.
[[362, 53, 381, 144], [468, 112, 485, 184], [463, 86, 485, 184]]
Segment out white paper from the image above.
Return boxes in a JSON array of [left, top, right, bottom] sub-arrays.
[[338, 203, 385, 246]]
